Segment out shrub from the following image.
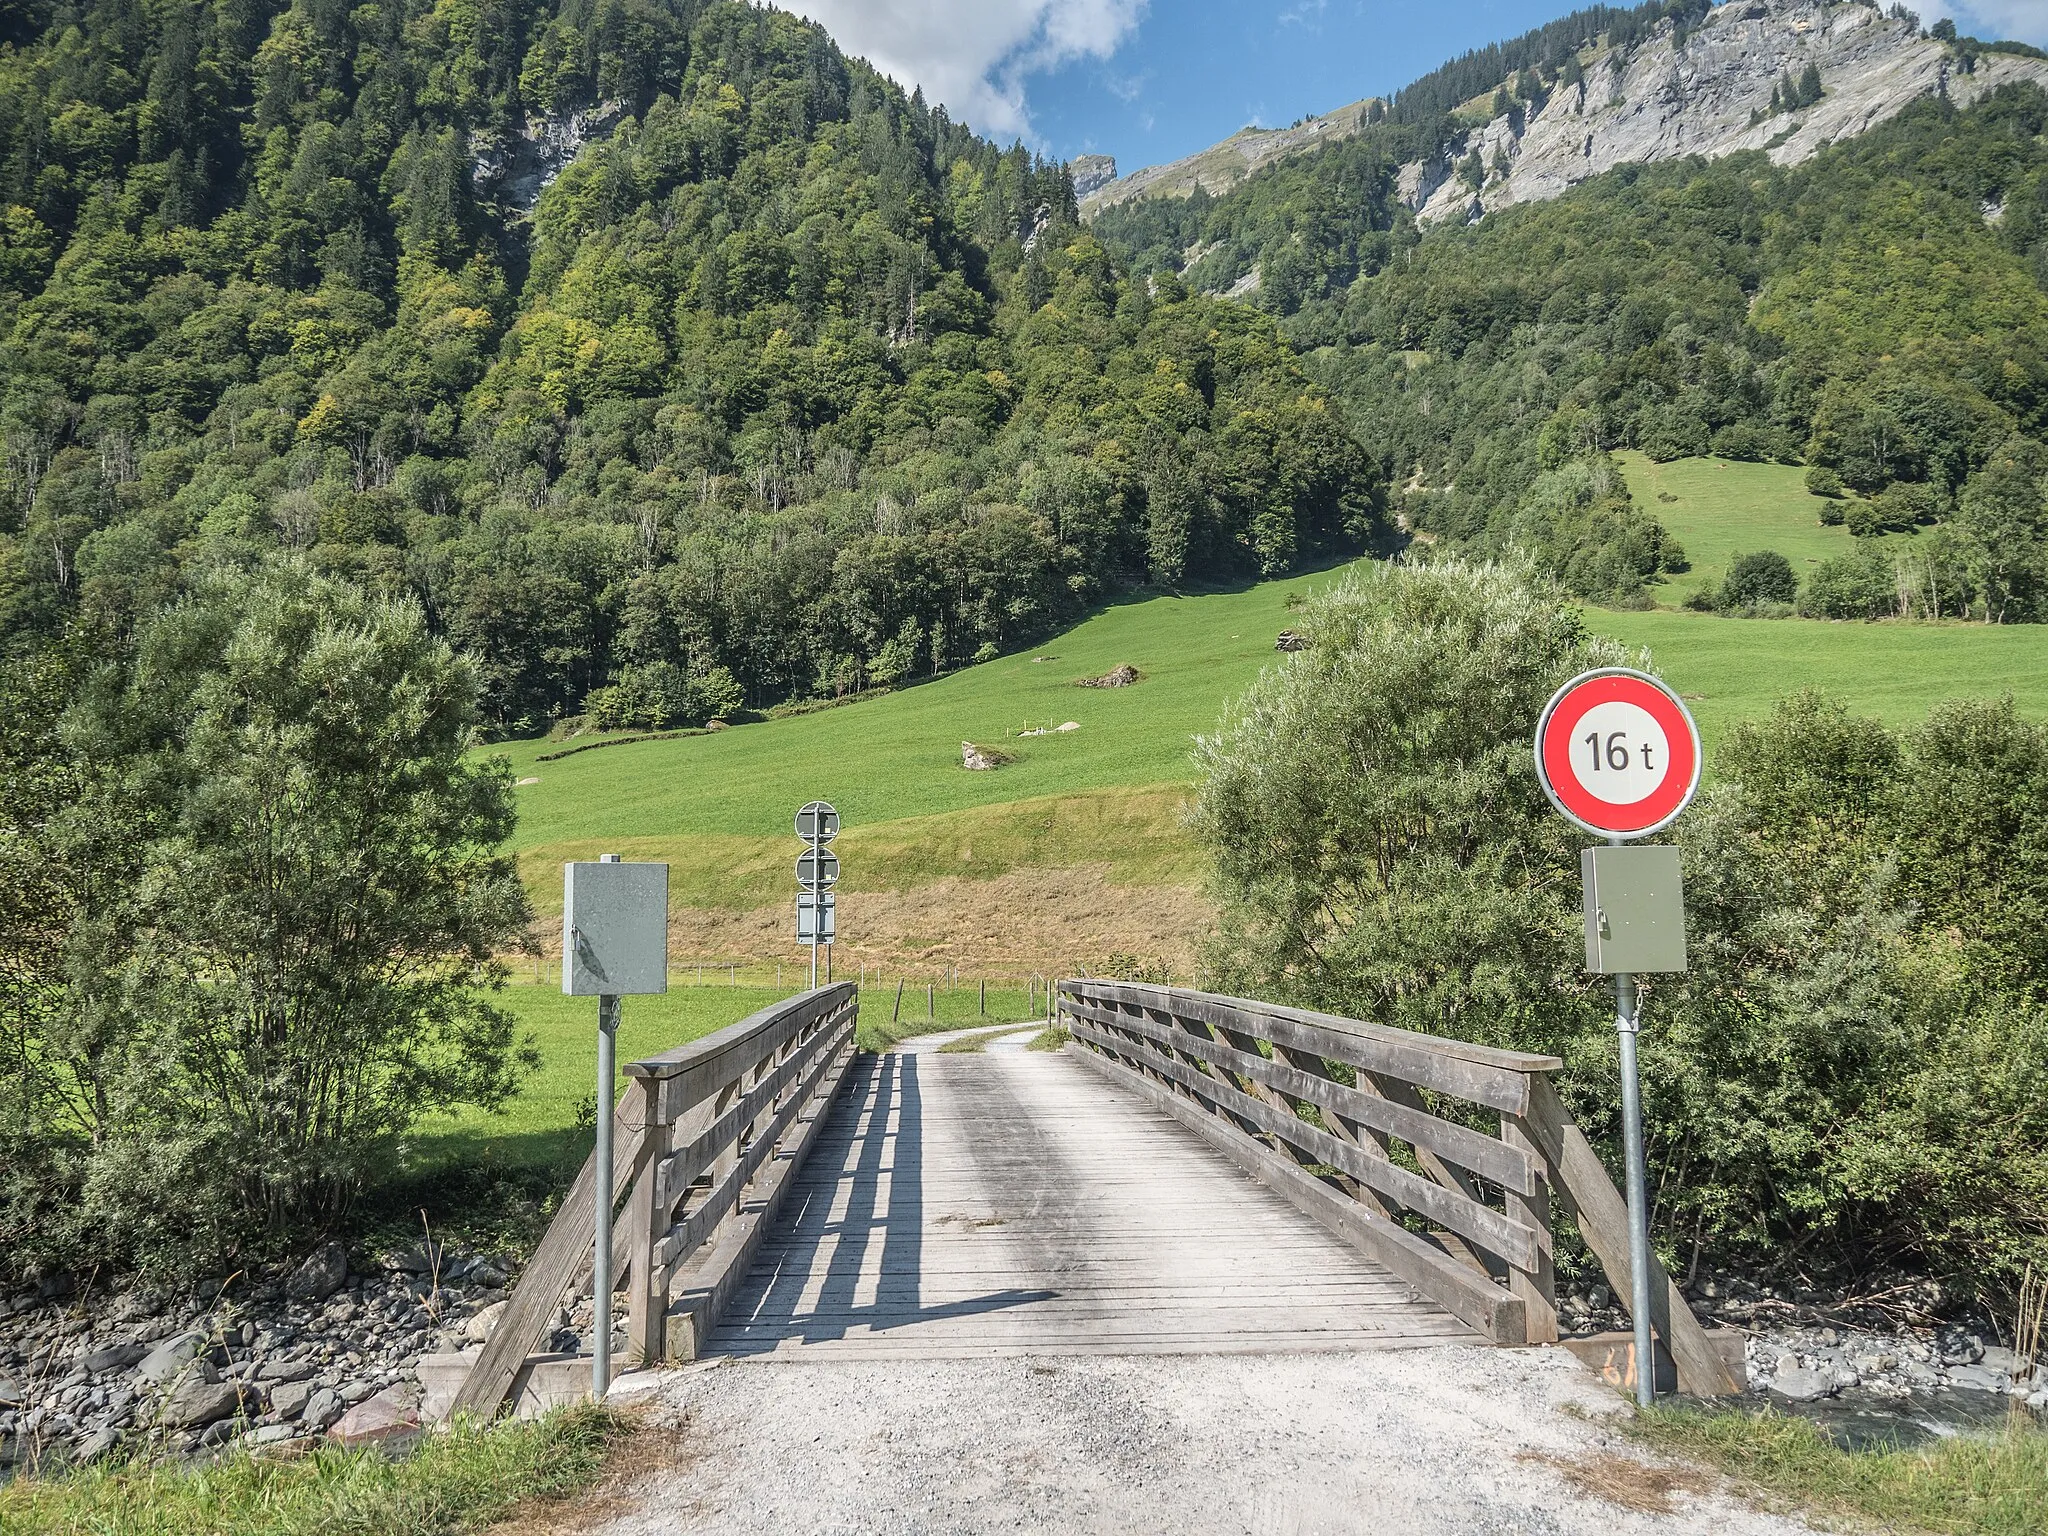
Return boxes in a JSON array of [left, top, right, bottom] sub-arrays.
[[1195, 559, 2048, 1297], [1804, 464, 1845, 500], [1799, 544, 1896, 618], [1846, 480, 1940, 537], [3, 561, 533, 1277], [1709, 422, 1773, 461], [1719, 550, 1798, 609]]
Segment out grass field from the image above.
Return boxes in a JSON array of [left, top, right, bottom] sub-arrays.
[[1588, 608, 2048, 739], [1614, 451, 1861, 606]]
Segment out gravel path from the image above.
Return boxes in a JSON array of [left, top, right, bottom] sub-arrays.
[[600, 1347, 1810, 1535]]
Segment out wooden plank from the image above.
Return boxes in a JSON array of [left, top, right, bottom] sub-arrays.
[[665, 1034, 859, 1360], [450, 1098, 651, 1419], [1501, 1113, 1558, 1344], [1068, 1044, 1525, 1344], [655, 1008, 851, 1212], [1063, 982, 1547, 1115], [628, 983, 854, 1122], [625, 1106, 670, 1365], [1063, 998, 1539, 1193], [1069, 1018, 1540, 1271], [654, 1014, 853, 1272], [1521, 1075, 1740, 1395]]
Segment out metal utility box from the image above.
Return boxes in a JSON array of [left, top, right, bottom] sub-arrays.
[[563, 861, 669, 996], [1581, 846, 1687, 974]]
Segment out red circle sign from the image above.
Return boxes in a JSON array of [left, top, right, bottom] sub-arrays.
[[1535, 669, 1702, 838]]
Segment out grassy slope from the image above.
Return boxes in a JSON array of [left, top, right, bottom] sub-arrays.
[[499, 571, 1345, 912], [1615, 450, 1860, 606]]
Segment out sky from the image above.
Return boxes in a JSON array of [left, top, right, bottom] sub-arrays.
[[778, 0, 2048, 174]]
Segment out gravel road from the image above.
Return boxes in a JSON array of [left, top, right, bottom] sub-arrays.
[[599, 1346, 1810, 1535]]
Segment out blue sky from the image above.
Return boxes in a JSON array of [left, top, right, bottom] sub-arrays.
[[781, 0, 2048, 174]]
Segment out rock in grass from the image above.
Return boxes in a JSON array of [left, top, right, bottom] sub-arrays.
[[269, 1380, 314, 1419], [961, 740, 1014, 771], [285, 1242, 349, 1302]]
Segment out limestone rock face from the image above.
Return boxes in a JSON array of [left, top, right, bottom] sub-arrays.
[[1410, 1, 2048, 225]]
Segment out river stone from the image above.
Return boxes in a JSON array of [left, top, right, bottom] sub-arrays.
[[257, 1359, 316, 1383], [329, 1385, 420, 1447], [137, 1332, 208, 1384], [465, 1300, 509, 1343], [1769, 1366, 1832, 1402], [285, 1243, 349, 1303], [269, 1380, 314, 1419], [161, 1377, 241, 1428], [72, 1426, 121, 1463], [1947, 1363, 2005, 1392], [244, 1423, 298, 1448], [0, 1375, 22, 1406], [300, 1389, 344, 1431], [82, 1343, 149, 1375]]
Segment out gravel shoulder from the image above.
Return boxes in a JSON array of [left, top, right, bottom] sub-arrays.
[[599, 1346, 1813, 1535]]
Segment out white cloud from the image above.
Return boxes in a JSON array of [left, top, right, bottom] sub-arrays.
[[1915, 0, 2048, 46], [777, 0, 1147, 138]]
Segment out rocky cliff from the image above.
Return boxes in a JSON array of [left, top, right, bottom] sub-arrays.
[[1082, 1, 2048, 229], [1417, 0, 2048, 225]]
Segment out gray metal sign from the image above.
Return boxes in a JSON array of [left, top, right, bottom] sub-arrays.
[[797, 891, 836, 943], [1581, 846, 1688, 974], [562, 859, 669, 996], [795, 801, 839, 842]]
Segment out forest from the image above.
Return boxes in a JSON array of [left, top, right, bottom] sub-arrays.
[[0, 0, 1383, 735], [1092, 17, 2048, 619]]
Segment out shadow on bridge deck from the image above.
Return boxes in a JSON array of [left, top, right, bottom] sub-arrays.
[[706, 1049, 1480, 1359]]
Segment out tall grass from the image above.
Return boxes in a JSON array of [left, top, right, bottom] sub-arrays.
[[0, 1406, 620, 1536], [1633, 1406, 2048, 1536]]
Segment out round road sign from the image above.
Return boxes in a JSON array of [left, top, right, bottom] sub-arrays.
[[1535, 668, 1702, 839], [795, 801, 839, 842], [795, 846, 840, 890]]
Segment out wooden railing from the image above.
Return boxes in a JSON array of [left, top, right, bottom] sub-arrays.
[[452, 983, 859, 1418], [1059, 979, 1739, 1395]]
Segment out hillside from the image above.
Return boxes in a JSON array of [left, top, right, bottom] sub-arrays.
[[0, 0, 1381, 736], [493, 563, 2048, 977]]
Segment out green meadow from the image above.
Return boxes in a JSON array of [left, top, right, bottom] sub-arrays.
[[494, 556, 2048, 910], [1615, 450, 1859, 606]]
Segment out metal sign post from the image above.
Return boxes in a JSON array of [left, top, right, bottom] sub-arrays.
[[562, 854, 668, 1402], [795, 802, 839, 989], [1535, 669, 1701, 1408]]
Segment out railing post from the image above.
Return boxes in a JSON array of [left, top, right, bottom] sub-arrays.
[[1501, 1104, 1558, 1344], [626, 1080, 670, 1365]]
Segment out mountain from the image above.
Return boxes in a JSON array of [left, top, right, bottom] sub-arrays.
[[0, 0, 1382, 734], [1084, 0, 2048, 229], [1088, 0, 2048, 624]]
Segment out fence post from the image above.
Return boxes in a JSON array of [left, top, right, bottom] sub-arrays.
[[926, 981, 934, 1019], [626, 1081, 669, 1365], [1501, 1110, 1558, 1343], [979, 977, 986, 1015], [892, 977, 905, 1022]]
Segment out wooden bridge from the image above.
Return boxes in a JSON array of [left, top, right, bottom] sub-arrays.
[[449, 980, 1740, 1420]]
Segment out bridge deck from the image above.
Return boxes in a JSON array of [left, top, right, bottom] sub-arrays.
[[706, 1044, 1477, 1358]]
